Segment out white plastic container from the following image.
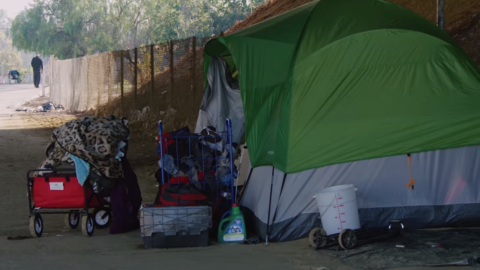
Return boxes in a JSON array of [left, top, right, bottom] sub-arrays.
[[313, 184, 361, 236]]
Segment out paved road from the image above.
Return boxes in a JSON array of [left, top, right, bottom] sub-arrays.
[[0, 84, 45, 114]]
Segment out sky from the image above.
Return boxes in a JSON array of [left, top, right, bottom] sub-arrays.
[[1, 0, 34, 19]]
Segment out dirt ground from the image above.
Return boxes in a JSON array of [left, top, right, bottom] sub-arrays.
[[0, 84, 474, 270], [0, 85, 339, 270]]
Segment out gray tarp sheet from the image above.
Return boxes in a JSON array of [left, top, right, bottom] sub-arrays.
[[195, 56, 244, 148]]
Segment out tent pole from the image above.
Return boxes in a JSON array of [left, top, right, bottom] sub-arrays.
[[271, 173, 288, 227], [265, 167, 275, 246], [237, 167, 253, 204]]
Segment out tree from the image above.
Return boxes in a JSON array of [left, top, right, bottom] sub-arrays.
[[11, 0, 108, 59], [143, 0, 265, 43], [0, 10, 11, 34], [0, 32, 23, 77], [11, 0, 266, 59], [106, 0, 150, 49], [0, 10, 22, 78]]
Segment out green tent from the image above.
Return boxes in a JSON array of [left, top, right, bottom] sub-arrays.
[[203, 0, 480, 174]]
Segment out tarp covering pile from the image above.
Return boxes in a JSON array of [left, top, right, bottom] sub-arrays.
[[40, 115, 130, 181]]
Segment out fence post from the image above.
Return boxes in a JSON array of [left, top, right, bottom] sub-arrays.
[[120, 50, 124, 114], [107, 53, 112, 108], [97, 55, 101, 115], [71, 59, 76, 111], [49, 56, 53, 99], [134, 47, 138, 105], [48, 55, 54, 97], [191, 36, 197, 110], [41, 64, 45, 96], [169, 40, 174, 105], [437, 0, 445, 30], [150, 44, 154, 105]]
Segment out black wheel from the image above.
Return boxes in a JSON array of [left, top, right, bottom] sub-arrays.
[[93, 207, 111, 229], [388, 220, 404, 237], [338, 229, 357, 250], [309, 227, 328, 249], [29, 214, 43, 238], [64, 211, 80, 229], [81, 214, 94, 237]]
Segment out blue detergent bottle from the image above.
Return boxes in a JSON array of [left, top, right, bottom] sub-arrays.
[[218, 204, 246, 243]]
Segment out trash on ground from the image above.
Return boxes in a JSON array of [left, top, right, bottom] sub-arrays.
[[7, 235, 33, 240], [15, 102, 64, 113], [315, 229, 480, 269]]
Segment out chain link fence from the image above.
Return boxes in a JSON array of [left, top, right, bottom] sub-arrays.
[[50, 37, 212, 129]]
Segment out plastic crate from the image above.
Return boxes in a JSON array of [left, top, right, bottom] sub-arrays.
[[140, 205, 212, 248]]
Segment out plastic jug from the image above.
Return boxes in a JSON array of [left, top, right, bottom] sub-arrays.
[[217, 204, 246, 243]]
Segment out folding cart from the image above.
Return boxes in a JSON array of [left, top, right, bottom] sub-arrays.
[[145, 119, 237, 248], [27, 168, 111, 237], [308, 220, 404, 250]]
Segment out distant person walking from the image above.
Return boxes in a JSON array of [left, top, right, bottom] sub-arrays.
[[31, 54, 43, 88]]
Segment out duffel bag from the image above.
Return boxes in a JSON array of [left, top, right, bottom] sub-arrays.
[[159, 183, 208, 206]]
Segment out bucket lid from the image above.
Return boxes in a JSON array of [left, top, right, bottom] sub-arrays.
[[315, 184, 356, 194]]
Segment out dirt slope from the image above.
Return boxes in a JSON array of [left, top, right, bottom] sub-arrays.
[[228, 0, 480, 65], [229, 0, 480, 36]]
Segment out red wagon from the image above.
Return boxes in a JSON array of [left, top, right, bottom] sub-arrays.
[[27, 168, 111, 237]]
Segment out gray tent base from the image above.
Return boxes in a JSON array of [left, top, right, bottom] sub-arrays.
[[241, 204, 480, 242], [237, 146, 480, 242]]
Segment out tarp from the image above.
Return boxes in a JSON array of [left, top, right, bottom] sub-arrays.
[[195, 56, 244, 146], [203, 0, 480, 174]]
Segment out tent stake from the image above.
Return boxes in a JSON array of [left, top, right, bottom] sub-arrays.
[[265, 167, 275, 246]]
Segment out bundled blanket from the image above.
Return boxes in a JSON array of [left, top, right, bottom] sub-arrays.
[[39, 115, 130, 179]]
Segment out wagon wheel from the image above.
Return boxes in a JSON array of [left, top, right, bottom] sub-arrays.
[[308, 227, 328, 249], [338, 229, 357, 250], [29, 214, 43, 238], [388, 220, 404, 238], [81, 214, 95, 237], [64, 211, 80, 229], [93, 207, 111, 229]]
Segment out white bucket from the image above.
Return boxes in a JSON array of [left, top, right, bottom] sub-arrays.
[[313, 184, 361, 236]]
